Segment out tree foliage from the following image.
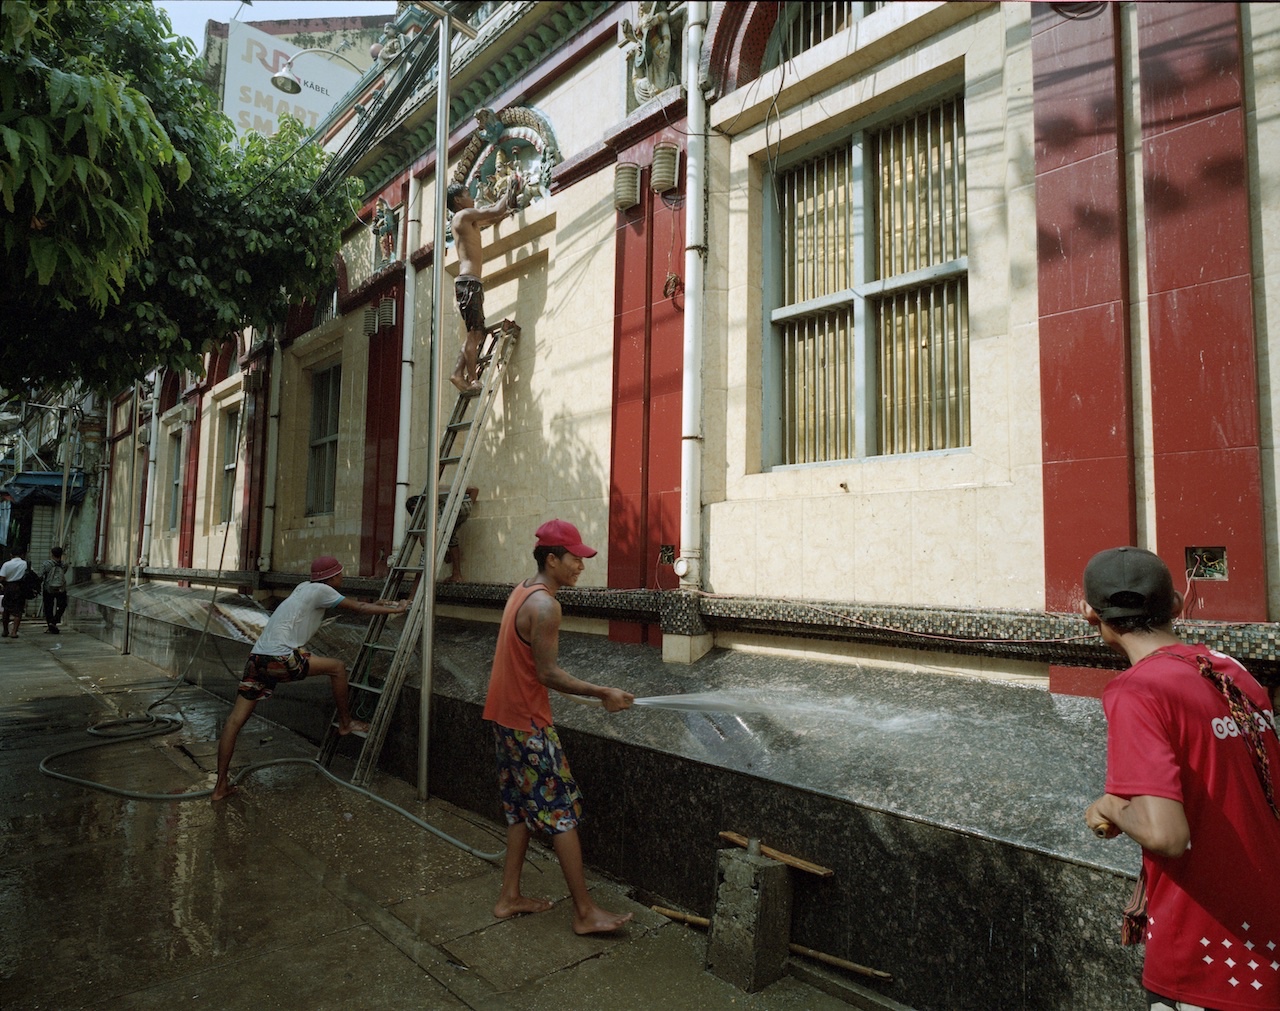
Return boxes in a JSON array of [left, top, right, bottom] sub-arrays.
[[0, 0, 362, 392]]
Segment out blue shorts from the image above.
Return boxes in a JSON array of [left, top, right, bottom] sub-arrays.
[[492, 722, 582, 835]]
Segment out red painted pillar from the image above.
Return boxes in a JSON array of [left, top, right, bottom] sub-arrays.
[[1033, 5, 1135, 695], [1138, 3, 1265, 621], [608, 135, 686, 646], [360, 286, 404, 578]]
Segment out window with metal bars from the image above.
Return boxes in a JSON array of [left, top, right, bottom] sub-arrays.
[[767, 94, 968, 465], [762, 2, 890, 70], [167, 431, 182, 532], [220, 407, 239, 525], [306, 364, 341, 516]]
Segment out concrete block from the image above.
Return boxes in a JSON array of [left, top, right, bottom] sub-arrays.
[[706, 847, 793, 992]]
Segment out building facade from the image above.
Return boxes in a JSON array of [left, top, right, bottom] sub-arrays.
[[94, 1, 1280, 696]]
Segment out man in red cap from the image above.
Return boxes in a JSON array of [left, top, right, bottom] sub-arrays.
[[1082, 547, 1280, 1011], [483, 519, 636, 934], [213, 555, 409, 801]]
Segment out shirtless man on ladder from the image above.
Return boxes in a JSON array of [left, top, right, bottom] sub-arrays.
[[446, 176, 519, 393]]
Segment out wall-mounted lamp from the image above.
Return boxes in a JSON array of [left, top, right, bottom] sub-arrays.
[[271, 47, 367, 94], [614, 162, 640, 210], [651, 141, 680, 193]]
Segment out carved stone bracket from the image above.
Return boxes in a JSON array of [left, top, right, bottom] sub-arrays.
[[449, 106, 563, 211]]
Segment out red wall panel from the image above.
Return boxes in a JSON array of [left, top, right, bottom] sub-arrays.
[[608, 138, 686, 644], [360, 293, 403, 578], [1033, 5, 1135, 620], [1139, 3, 1265, 621]]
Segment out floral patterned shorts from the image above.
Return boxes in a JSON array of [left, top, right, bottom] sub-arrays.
[[492, 722, 583, 835], [237, 648, 310, 701]]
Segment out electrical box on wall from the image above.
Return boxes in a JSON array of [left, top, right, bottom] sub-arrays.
[[1185, 546, 1227, 580]]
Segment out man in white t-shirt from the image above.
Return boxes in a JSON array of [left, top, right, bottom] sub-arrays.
[[212, 555, 408, 801], [0, 547, 30, 638]]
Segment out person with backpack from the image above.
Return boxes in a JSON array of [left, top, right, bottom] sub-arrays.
[[40, 546, 69, 634], [0, 546, 31, 638]]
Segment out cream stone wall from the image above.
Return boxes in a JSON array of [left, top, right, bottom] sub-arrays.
[[189, 372, 246, 571], [705, 2, 1044, 609], [404, 165, 619, 588], [147, 402, 192, 569], [1244, 2, 1280, 616], [399, 42, 626, 589], [271, 313, 371, 577]]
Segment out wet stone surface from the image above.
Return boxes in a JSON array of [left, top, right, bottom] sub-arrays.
[[0, 625, 874, 1011]]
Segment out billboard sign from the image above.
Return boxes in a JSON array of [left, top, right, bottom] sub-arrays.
[[223, 20, 361, 138]]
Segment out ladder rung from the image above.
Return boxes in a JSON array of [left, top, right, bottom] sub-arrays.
[[362, 641, 399, 653], [446, 420, 472, 433], [350, 681, 386, 695], [441, 455, 462, 466]]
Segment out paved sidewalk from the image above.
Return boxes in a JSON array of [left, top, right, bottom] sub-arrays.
[[0, 628, 870, 1010]]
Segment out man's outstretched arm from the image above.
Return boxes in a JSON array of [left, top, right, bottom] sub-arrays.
[[1085, 793, 1190, 857]]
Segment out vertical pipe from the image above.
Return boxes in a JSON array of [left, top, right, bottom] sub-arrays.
[[678, 0, 707, 589], [138, 372, 161, 565], [121, 384, 140, 655], [257, 340, 283, 572], [95, 397, 114, 565], [56, 406, 72, 550], [393, 172, 422, 554], [419, 16, 453, 801]]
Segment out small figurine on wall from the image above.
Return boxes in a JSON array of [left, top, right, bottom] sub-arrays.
[[372, 197, 398, 267], [619, 1, 675, 105]]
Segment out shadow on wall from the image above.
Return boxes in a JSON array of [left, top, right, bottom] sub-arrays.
[[465, 218, 615, 580]]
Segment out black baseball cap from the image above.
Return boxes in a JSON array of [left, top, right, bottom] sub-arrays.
[[1083, 546, 1176, 622]]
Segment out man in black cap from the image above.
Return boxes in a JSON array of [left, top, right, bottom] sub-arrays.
[[1082, 546, 1280, 1011], [212, 555, 408, 801]]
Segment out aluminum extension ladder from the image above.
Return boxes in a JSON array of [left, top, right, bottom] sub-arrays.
[[317, 318, 520, 785]]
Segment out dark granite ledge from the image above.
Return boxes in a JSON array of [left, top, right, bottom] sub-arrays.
[[70, 579, 1147, 1009], [85, 570, 1280, 686]]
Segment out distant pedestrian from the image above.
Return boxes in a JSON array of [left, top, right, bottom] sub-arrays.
[[0, 546, 30, 638], [41, 546, 69, 634], [1082, 546, 1280, 1011], [212, 556, 409, 801], [483, 519, 635, 934]]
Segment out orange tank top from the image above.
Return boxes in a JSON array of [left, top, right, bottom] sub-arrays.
[[482, 580, 553, 730]]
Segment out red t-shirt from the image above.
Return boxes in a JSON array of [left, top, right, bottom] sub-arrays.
[[482, 580, 553, 731], [1103, 643, 1280, 1010]]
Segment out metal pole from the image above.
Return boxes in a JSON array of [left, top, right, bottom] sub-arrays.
[[56, 406, 71, 549], [419, 13, 455, 802], [121, 384, 140, 654]]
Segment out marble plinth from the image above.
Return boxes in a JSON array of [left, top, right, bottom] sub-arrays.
[[71, 580, 1146, 1010]]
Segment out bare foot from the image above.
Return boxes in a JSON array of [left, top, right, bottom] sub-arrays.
[[338, 719, 371, 736], [449, 374, 482, 393], [211, 781, 238, 801], [493, 895, 554, 919], [572, 906, 633, 935]]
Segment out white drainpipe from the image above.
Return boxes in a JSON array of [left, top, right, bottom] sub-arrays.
[[95, 394, 114, 565], [677, 0, 708, 590], [138, 371, 161, 566], [392, 172, 422, 553], [257, 340, 283, 572]]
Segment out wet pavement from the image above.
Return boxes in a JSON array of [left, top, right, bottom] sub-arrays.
[[0, 626, 897, 1010]]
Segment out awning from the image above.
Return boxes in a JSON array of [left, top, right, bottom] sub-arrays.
[[1, 471, 87, 507]]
